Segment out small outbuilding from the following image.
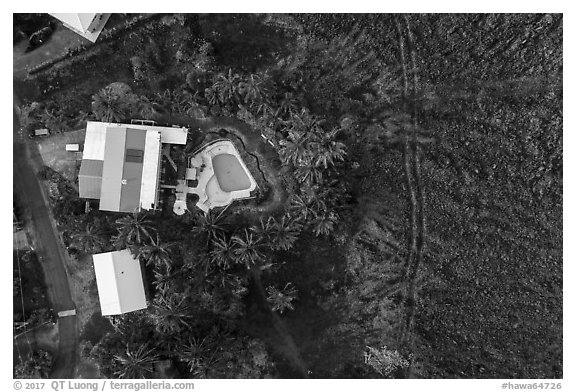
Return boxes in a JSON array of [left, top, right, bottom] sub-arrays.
[[34, 128, 49, 137], [92, 249, 147, 316], [66, 144, 80, 152]]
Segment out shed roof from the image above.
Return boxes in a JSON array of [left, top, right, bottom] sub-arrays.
[[92, 250, 147, 316], [78, 159, 103, 199]]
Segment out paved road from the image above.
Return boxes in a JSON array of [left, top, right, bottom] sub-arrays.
[[13, 104, 78, 378]]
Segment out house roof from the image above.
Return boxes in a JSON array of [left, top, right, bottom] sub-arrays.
[[92, 250, 147, 316], [99, 127, 150, 212], [79, 122, 187, 212], [49, 13, 111, 43], [50, 13, 98, 33]]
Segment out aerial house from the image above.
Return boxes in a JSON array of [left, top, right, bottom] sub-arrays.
[[49, 13, 111, 43], [92, 249, 147, 316], [78, 121, 188, 213]]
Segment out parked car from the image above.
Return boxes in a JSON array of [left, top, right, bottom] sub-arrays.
[[29, 128, 50, 138]]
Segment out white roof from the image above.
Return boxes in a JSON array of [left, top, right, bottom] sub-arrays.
[[66, 144, 80, 151], [83, 122, 107, 160], [50, 13, 98, 32], [140, 130, 161, 210], [186, 167, 197, 180], [84, 121, 188, 150], [92, 250, 147, 316], [157, 126, 188, 145], [49, 13, 111, 43]]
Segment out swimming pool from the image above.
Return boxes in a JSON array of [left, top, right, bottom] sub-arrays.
[[186, 139, 258, 213], [212, 153, 251, 192]]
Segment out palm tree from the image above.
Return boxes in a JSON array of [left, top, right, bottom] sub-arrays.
[[176, 336, 220, 378], [133, 234, 176, 272], [192, 209, 226, 246], [278, 129, 311, 166], [212, 69, 241, 104], [266, 283, 298, 314], [287, 194, 314, 223], [207, 269, 249, 298], [154, 89, 194, 115], [112, 343, 160, 379], [238, 73, 270, 105], [275, 92, 300, 117], [310, 128, 347, 169], [289, 109, 325, 135], [312, 210, 339, 237], [148, 293, 195, 334], [231, 229, 265, 269], [182, 246, 211, 273], [113, 212, 156, 247], [152, 267, 173, 294], [70, 222, 107, 254], [209, 235, 236, 269], [204, 86, 221, 107], [92, 82, 136, 123], [270, 216, 302, 251], [294, 159, 324, 185], [252, 216, 301, 251], [250, 216, 275, 245], [299, 184, 329, 213]]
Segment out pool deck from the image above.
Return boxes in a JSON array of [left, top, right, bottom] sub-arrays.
[[176, 139, 257, 214]]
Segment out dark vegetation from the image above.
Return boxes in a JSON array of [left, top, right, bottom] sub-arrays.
[[16, 13, 562, 379], [13, 13, 56, 50], [14, 349, 54, 379], [13, 251, 52, 330], [13, 194, 55, 378]]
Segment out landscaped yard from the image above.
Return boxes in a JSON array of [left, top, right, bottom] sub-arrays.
[[36, 128, 85, 183]]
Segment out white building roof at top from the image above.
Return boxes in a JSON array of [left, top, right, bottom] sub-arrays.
[[49, 13, 111, 43], [50, 13, 98, 32], [92, 250, 147, 316]]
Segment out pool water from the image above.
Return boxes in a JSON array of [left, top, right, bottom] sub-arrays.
[[212, 153, 251, 192]]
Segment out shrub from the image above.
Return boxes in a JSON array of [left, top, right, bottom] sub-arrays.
[[363, 346, 409, 377]]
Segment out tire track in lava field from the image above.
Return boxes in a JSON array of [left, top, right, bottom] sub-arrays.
[[395, 14, 427, 377]]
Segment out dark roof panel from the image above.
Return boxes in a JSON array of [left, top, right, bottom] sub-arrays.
[[119, 160, 143, 213], [125, 128, 147, 149], [118, 128, 147, 212]]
